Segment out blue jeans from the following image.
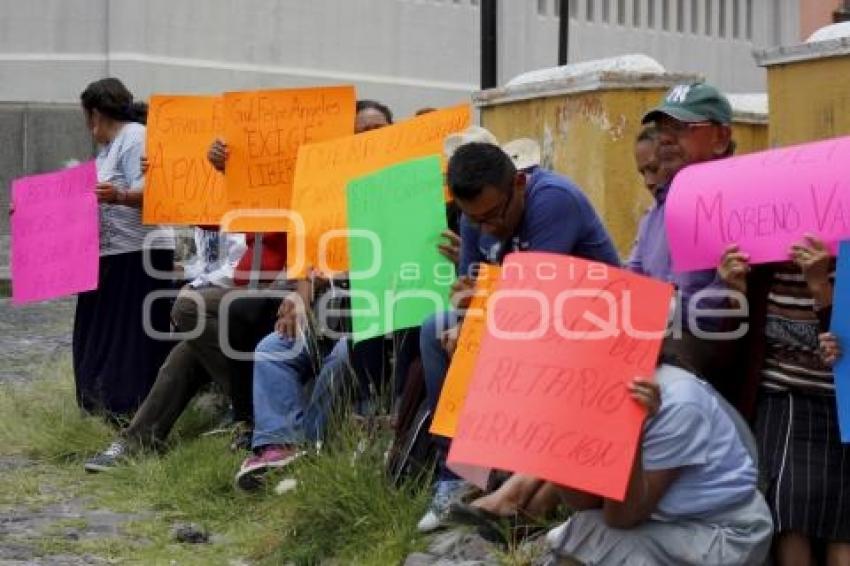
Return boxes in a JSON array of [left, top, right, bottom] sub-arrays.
[[251, 332, 350, 449], [420, 310, 460, 414], [420, 310, 461, 481]]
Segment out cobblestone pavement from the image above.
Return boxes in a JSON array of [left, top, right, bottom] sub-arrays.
[[0, 297, 133, 565]]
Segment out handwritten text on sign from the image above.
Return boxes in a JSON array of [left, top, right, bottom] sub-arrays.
[[666, 135, 850, 272], [447, 253, 673, 501], [222, 86, 356, 232], [288, 103, 471, 277], [11, 161, 99, 305], [144, 95, 226, 225], [830, 241, 850, 443], [430, 264, 501, 438]]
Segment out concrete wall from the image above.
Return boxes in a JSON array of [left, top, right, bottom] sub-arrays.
[[478, 80, 768, 256], [0, 103, 95, 266], [480, 86, 677, 255], [757, 41, 850, 146]]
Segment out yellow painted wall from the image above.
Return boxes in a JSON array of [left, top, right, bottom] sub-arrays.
[[766, 55, 850, 147], [481, 90, 767, 257]]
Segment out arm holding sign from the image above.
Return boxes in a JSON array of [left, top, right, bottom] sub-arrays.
[[438, 229, 461, 265], [450, 275, 476, 310], [96, 181, 142, 207], [718, 244, 751, 295], [97, 130, 147, 209], [789, 234, 834, 313], [440, 325, 460, 357], [457, 216, 484, 278], [601, 379, 681, 529]]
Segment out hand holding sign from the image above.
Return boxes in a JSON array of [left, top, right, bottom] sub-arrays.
[[447, 253, 673, 501], [717, 244, 750, 294], [789, 234, 833, 302]]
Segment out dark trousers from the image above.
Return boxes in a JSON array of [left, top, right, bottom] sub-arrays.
[[74, 250, 175, 417], [122, 286, 278, 447]]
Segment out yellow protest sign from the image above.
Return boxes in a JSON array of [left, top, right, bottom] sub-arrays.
[[287, 103, 471, 277], [430, 264, 501, 438]]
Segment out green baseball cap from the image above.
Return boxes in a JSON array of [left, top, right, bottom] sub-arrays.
[[641, 82, 733, 125]]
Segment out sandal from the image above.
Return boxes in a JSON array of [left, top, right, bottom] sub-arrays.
[[448, 502, 547, 545]]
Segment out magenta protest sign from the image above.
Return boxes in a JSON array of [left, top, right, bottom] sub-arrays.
[[665, 136, 850, 272], [11, 161, 100, 305]]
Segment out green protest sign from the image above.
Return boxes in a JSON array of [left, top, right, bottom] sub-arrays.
[[346, 155, 454, 342]]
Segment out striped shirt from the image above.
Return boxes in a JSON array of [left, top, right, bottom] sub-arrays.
[[761, 262, 836, 394], [96, 122, 174, 256]]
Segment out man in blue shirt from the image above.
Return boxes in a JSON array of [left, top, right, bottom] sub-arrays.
[[417, 141, 620, 531]]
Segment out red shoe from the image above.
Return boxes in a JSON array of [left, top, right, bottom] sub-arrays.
[[235, 444, 304, 491]]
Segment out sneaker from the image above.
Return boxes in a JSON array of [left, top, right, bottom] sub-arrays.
[[234, 444, 304, 491], [84, 440, 130, 473], [417, 479, 476, 533]]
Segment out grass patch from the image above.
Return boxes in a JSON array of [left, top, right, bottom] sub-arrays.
[[0, 358, 113, 461], [0, 356, 431, 564], [270, 421, 431, 565]]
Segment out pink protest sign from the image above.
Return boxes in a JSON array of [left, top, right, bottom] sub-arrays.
[[11, 161, 100, 304], [666, 136, 850, 272]]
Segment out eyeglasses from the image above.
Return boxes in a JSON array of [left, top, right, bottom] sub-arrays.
[[467, 188, 514, 229], [654, 120, 714, 137]]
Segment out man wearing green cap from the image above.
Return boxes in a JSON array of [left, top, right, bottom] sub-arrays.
[[627, 82, 741, 401], [642, 81, 735, 175]]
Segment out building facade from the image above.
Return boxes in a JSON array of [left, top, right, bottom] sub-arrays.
[[0, 0, 822, 116]]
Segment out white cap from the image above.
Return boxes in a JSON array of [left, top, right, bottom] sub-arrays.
[[501, 138, 541, 171], [443, 126, 499, 158], [444, 126, 542, 171]]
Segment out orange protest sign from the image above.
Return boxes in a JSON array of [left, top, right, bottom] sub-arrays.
[[143, 95, 226, 225], [430, 264, 501, 438], [222, 86, 356, 232], [287, 103, 471, 277], [447, 253, 673, 502]]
